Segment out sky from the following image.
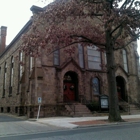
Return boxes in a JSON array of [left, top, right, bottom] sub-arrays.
[[0, 0, 140, 55]]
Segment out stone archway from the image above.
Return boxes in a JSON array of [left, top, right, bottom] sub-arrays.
[[63, 71, 78, 102], [116, 76, 127, 101]]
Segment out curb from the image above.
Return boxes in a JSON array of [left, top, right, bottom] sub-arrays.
[[76, 120, 140, 128]]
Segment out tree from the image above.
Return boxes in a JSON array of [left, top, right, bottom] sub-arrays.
[[21, 0, 140, 122]]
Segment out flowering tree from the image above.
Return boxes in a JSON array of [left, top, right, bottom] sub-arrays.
[[21, 0, 140, 121]]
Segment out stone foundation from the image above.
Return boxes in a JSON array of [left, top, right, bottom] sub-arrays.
[[0, 104, 70, 118]]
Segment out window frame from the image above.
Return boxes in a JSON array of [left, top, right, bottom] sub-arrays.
[[29, 56, 33, 73], [87, 46, 102, 70], [17, 52, 23, 94], [78, 44, 84, 68], [92, 77, 101, 95], [122, 49, 128, 72], [9, 56, 14, 96], [53, 49, 60, 66], [3, 62, 7, 98]]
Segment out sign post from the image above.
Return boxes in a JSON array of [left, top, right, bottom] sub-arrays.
[[37, 97, 42, 120]]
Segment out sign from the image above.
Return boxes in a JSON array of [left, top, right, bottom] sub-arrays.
[[101, 99, 108, 109], [100, 95, 109, 109], [38, 97, 42, 104]]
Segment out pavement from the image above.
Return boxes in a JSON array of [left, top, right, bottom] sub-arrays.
[[35, 114, 140, 129], [1, 113, 140, 137]]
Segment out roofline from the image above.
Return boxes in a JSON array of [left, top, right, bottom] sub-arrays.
[[0, 4, 49, 58], [0, 19, 32, 58], [30, 5, 44, 13]]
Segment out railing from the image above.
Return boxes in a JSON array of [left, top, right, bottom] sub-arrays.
[[118, 96, 130, 114], [79, 95, 100, 110], [63, 94, 75, 115], [134, 103, 140, 108], [79, 94, 91, 105], [79, 94, 130, 113], [127, 95, 140, 109]]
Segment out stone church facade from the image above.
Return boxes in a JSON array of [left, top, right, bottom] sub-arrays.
[[0, 5, 140, 118]]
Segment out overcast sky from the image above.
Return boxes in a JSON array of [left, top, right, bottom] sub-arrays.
[[0, 0, 140, 55]]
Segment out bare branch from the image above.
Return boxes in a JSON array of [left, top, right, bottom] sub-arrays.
[[70, 35, 105, 46], [114, 34, 140, 50], [110, 20, 125, 36], [129, 0, 135, 8], [113, 26, 123, 41], [120, 0, 129, 10]]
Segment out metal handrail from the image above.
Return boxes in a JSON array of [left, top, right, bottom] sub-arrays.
[[79, 94, 91, 105], [118, 96, 130, 113], [63, 94, 75, 115], [79, 95, 93, 107], [127, 95, 140, 108]]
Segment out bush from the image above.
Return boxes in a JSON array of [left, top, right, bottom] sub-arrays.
[[86, 101, 100, 111]]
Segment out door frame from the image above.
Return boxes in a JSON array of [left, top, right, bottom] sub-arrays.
[[63, 71, 78, 102]]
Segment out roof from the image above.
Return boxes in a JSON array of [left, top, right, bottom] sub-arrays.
[[0, 5, 46, 58], [0, 1, 59, 58], [0, 20, 32, 58]]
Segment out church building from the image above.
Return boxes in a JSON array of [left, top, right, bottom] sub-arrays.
[[0, 3, 140, 118]]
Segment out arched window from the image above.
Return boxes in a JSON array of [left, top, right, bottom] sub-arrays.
[[29, 56, 33, 72], [78, 44, 84, 68], [3, 62, 7, 97], [9, 57, 14, 95], [19, 52, 23, 78], [17, 52, 23, 94], [92, 77, 100, 95], [54, 49, 60, 65], [87, 46, 101, 70], [122, 49, 128, 72]]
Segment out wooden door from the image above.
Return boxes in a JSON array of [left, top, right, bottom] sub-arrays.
[[63, 82, 75, 102]]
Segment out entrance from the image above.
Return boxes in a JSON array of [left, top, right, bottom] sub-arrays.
[[116, 76, 126, 101], [63, 71, 78, 102]]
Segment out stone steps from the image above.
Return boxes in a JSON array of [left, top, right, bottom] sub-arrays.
[[65, 103, 93, 117], [119, 101, 129, 112], [129, 104, 140, 115]]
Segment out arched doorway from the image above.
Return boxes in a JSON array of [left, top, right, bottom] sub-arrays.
[[63, 71, 78, 102], [116, 76, 126, 101]]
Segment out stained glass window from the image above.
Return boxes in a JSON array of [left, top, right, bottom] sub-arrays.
[[92, 77, 100, 95]]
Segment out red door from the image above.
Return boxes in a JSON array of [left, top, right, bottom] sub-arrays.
[[63, 82, 75, 102]]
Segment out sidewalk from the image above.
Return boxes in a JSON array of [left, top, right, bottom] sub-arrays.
[[36, 114, 140, 129]]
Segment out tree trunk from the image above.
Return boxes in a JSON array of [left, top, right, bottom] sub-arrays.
[[106, 30, 122, 122]]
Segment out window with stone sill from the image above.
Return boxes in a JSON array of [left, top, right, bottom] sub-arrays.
[[9, 56, 14, 95], [29, 55, 33, 73], [19, 52, 23, 78], [78, 44, 84, 68], [54, 49, 60, 65], [3, 62, 7, 97], [122, 49, 128, 72], [87, 46, 102, 70], [17, 52, 23, 95]]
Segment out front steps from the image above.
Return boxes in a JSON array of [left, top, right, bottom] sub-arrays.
[[65, 103, 93, 117], [119, 101, 140, 115], [65, 102, 140, 117], [129, 104, 140, 115], [119, 101, 129, 112]]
